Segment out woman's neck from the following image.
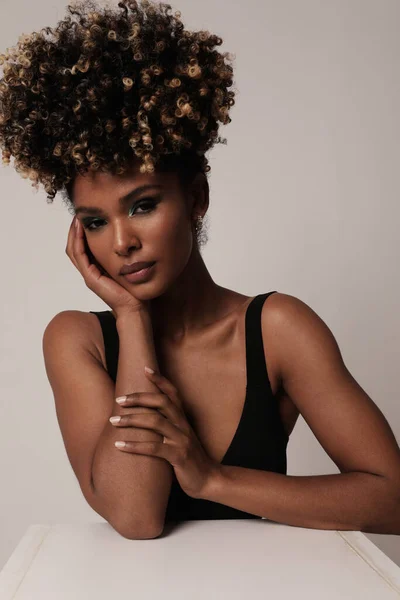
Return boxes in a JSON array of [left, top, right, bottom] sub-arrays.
[[150, 250, 226, 342]]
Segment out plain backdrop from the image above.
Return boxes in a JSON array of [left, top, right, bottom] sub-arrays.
[[1, 0, 399, 571]]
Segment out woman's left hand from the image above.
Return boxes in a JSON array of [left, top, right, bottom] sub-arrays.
[[110, 366, 221, 500]]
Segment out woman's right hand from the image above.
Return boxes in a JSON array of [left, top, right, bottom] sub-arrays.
[[66, 216, 148, 316]]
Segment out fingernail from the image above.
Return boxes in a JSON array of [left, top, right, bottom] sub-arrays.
[[115, 441, 126, 448], [145, 366, 155, 374], [109, 416, 121, 424], [116, 396, 127, 404]]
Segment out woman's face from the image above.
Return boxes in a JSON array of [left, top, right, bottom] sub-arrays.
[[72, 165, 196, 299]]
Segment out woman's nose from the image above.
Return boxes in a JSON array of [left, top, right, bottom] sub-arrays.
[[113, 231, 140, 255]]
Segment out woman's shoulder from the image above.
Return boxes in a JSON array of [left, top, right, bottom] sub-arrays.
[[44, 310, 106, 369], [260, 290, 340, 386], [260, 291, 328, 343], [261, 291, 326, 327]]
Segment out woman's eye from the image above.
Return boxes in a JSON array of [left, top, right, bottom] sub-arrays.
[[83, 198, 158, 231]]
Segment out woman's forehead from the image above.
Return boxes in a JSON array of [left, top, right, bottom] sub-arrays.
[[72, 166, 180, 198]]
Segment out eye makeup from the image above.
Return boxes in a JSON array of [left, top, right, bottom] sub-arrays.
[[82, 196, 160, 232]]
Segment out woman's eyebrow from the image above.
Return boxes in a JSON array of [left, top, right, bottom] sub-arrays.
[[74, 184, 163, 216]]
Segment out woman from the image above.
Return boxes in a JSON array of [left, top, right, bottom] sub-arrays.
[[1, 0, 400, 539]]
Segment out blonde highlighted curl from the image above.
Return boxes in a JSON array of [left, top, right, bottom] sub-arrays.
[[0, 0, 236, 222]]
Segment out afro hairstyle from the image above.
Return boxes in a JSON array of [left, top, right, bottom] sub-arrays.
[[0, 0, 236, 241]]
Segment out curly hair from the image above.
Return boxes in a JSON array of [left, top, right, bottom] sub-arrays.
[[0, 0, 236, 246]]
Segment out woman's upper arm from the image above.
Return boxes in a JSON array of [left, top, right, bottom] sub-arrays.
[[42, 310, 114, 511], [264, 293, 400, 487]]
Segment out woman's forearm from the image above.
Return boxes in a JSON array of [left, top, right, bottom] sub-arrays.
[[202, 466, 400, 534], [91, 308, 172, 538]]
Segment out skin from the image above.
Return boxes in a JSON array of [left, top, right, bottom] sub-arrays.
[[71, 160, 246, 344]]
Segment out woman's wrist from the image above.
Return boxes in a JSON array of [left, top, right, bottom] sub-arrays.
[[115, 304, 152, 326]]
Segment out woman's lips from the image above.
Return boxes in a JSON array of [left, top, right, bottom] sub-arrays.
[[120, 260, 155, 275], [122, 262, 156, 283]]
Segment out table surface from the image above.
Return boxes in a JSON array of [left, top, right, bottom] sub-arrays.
[[1, 521, 400, 599]]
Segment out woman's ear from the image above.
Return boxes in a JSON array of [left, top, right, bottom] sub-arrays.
[[189, 172, 209, 219]]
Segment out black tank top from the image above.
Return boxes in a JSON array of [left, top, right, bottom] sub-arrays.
[[89, 291, 288, 522]]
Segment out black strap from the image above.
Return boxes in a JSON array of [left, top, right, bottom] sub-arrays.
[[245, 292, 278, 390], [89, 311, 119, 380]]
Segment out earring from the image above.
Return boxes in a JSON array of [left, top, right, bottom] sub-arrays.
[[194, 215, 203, 233]]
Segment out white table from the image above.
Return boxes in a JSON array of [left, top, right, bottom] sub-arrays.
[[1, 521, 399, 599]]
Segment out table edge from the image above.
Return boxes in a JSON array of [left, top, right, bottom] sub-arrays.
[[0, 524, 52, 600], [337, 531, 400, 595]]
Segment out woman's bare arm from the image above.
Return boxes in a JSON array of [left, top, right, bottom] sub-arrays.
[[91, 308, 173, 538]]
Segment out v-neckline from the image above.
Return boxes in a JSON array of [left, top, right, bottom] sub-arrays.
[[218, 294, 259, 464]]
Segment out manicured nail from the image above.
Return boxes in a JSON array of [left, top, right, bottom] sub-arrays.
[[109, 416, 121, 424], [115, 441, 126, 448], [145, 366, 155, 374], [116, 396, 127, 404]]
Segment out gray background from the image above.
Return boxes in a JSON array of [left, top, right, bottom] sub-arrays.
[[1, 0, 399, 570]]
